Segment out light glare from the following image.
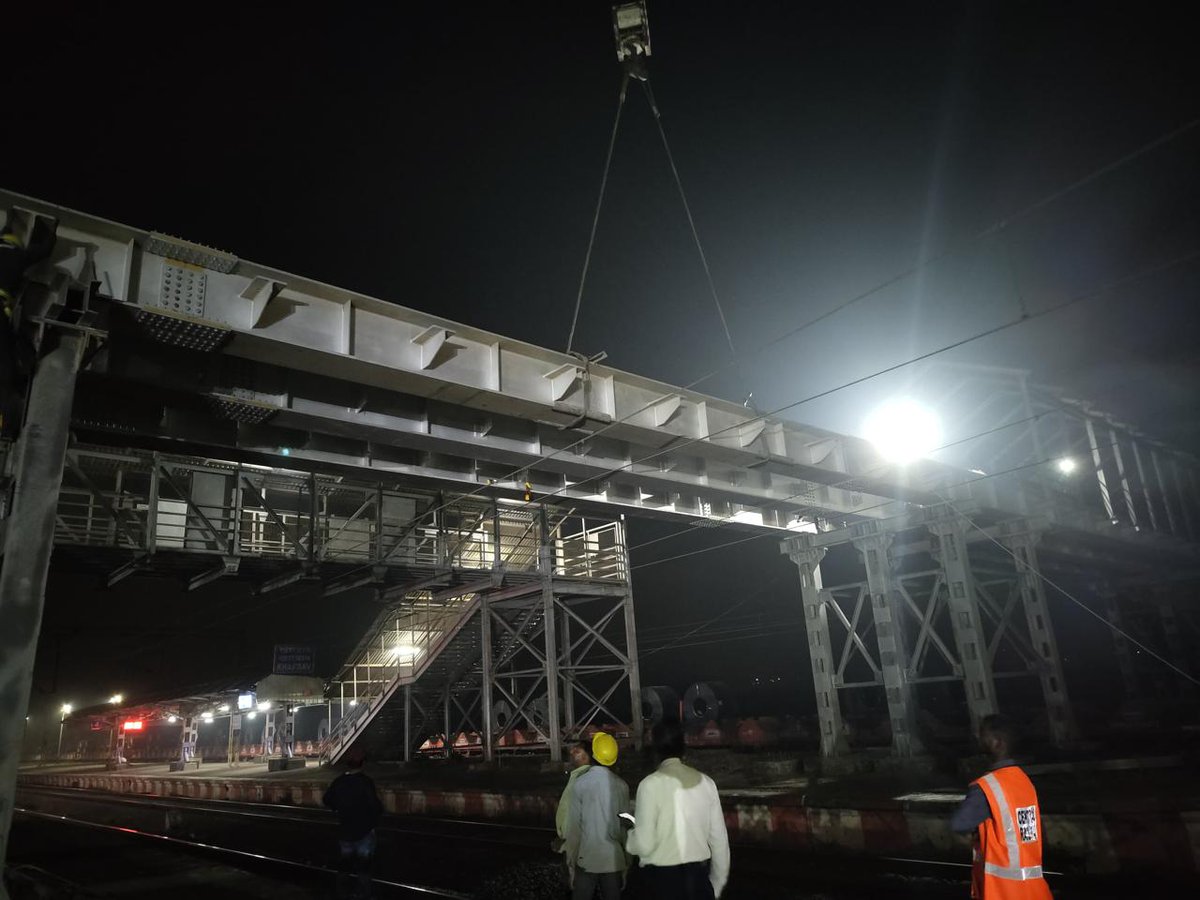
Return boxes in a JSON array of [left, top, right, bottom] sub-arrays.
[[1056, 457, 1077, 474], [863, 400, 943, 464], [391, 643, 421, 663]]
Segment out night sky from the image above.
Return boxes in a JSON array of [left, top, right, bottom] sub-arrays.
[[8, 2, 1198, 742]]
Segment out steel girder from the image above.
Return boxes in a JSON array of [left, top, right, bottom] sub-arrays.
[[8, 189, 1043, 535]]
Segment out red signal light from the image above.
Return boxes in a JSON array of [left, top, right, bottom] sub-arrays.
[[121, 720, 144, 731]]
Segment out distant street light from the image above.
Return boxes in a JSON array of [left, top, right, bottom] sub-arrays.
[[108, 693, 123, 705], [57, 703, 73, 758], [863, 399, 943, 465], [1056, 457, 1077, 474]]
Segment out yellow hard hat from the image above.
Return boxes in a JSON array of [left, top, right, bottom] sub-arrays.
[[591, 732, 619, 766]]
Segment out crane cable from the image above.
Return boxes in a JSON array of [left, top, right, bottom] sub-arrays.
[[566, 73, 630, 355], [641, 79, 739, 360], [567, 75, 741, 369]]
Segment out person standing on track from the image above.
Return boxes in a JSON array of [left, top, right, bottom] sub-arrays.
[[951, 715, 1052, 899], [563, 732, 631, 899], [322, 747, 384, 900], [625, 721, 730, 899]]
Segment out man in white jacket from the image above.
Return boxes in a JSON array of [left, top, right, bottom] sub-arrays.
[[625, 721, 730, 899]]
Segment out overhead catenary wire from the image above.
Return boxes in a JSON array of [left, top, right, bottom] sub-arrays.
[[261, 118, 1200, 603], [631, 440, 1200, 678], [117, 245, 1199, 662], [630, 427, 1183, 572], [147, 408, 1060, 662], [936, 493, 1200, 690], [638, 575, 784, 659], [94, 121, 1200, 669], [535, 248, 1200, 518], [743, 114, 1200, 370], [626, 410, 1049, 556]]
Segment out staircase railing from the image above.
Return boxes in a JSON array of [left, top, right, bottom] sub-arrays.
[[319, 592, 481, 765]]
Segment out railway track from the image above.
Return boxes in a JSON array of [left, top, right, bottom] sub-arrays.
[[11, 807, 467, 898], [13, 785, 1161, 898]]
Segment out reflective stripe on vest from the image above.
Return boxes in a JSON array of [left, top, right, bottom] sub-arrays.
[[981, 773, 1042, 882], [984, 863, 1044, 880]]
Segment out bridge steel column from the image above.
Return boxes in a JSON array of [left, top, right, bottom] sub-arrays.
[[1109, 427, 1139, 529], [1155, 591, 1195, 700], [179, 715, 198, 764], [781, 537, 847, 757], [623, 581, 645, 751], [480, 596, 495, 762], [0, 332, 84, 877], [539, 512, 563, 762], [559, 608, 577, 739], [403, 685, 413, 763], [1084, 417, 1116, 522], [263, 709, 278, 755], [928, 520, 998, 731], [1000, 528, 1076, 746], [1102, 587, 1140, 704], [1151, 450, 1179, 535], [852, 532, 924, 757]]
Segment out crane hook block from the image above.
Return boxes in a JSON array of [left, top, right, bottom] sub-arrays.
[[612, 2, 651, 80]]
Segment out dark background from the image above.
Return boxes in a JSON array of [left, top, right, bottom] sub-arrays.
[[7, 1, 1197, 747]]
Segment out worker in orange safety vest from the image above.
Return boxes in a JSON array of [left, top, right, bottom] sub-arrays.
[[950, 715, 1052, 899]]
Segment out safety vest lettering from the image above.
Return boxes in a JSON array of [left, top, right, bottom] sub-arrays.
[[1015, 805, 1038, 843]]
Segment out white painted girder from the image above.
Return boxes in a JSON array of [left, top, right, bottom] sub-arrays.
[[6, 190, 952, 528]]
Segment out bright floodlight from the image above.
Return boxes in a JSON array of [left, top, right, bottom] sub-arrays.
[[218, 704, 230, 713], [167, 715, 177, 724], [391, 643, 420, 663], [108, 693, 123, 705], [60, 703, 73, 717], [1056, 457, 1077, 474], [257, 700, 271, 712], [863, 399, 943, 465]]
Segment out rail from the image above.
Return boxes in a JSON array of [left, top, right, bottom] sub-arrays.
[[51, 446, 629, 579]]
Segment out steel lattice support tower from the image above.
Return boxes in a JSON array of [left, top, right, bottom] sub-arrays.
[[782, 537, 847, 757], [999, 527, 1076, 746], [928, 519, 998, 731], [852, 531, 925, 757]]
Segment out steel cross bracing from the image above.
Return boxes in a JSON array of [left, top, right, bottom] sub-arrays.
[[784, 510, 1090, 756], [902, 360, 1200, 549], [773, 361, 1200, 756], [5, 194, 1198, 557], [5, 194, 1200, 777], [1103, 585, 1200, 707], [319, 512, 638, 763]]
